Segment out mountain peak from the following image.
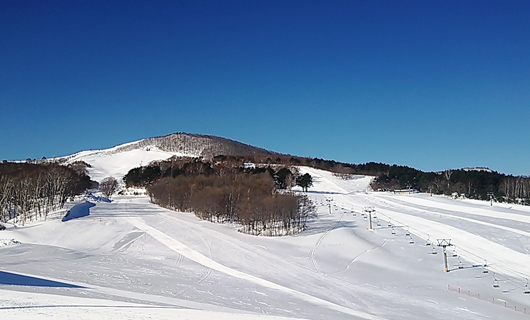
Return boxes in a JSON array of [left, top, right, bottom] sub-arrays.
[[62, 132, 279, 182]]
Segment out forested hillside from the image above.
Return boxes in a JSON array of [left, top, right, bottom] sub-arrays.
[[107, 132, 279, 159]]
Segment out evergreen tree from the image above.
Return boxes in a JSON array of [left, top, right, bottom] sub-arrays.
[[296, 173, 313, 192]]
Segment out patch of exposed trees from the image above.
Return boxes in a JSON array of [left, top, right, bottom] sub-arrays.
[[0, 162, 92, 226], [125, 157, 315, 236]]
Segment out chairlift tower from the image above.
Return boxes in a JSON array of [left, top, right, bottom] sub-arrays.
[[326, 198, 333, 214], [487, 192, 494, 206], [437, 239, 453, 272], [364, 207, 375, 230]]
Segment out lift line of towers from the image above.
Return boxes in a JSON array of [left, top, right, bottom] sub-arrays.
[[320, 198, 530, 295]]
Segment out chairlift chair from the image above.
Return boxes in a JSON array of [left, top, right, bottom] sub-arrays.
[[493, 279, 500, 288], [431, 246, 437, 254], [409, 237, 414, 244], [391, 227, 396, 235], [493, 273, 500, 288], [524, 279, 530, 294]]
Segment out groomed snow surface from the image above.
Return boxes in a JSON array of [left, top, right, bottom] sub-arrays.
[[2, 167, 530, 319], [63, 144, 197, 183]]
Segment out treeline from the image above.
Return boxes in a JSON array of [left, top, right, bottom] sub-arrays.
[[124, 156, 302, 190], [123, 154, 387, 187], [370, 165, 530, 203], [124, 152, 530, 205], [0, 162, 93, 226]]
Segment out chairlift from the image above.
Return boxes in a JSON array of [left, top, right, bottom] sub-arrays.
[[458, 258, 463, 269], [425, 235, 431, 246], [405, 227, 410, 237], [482, 260, 489, 274], [524, 278, 530, 294], [391, 227, 396, 235], [431, 246, 437, 255], [493, 273, 500, 288], [452, 247, 458, 257], [376, 221, 381, 227], [409, 236, 415, 244]]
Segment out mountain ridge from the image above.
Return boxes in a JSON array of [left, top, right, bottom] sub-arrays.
[[59, 132, 282, 182]]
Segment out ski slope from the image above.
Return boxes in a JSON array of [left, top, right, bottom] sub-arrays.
[[63, 143, 197, 183], [1, 167, 530, 319]]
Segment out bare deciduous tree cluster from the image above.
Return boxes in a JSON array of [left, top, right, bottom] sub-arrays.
[[147, 173, 314, 236], [0, 162, 91, 226], [100, 177, 119, 199], [499, 177, 530, 202]]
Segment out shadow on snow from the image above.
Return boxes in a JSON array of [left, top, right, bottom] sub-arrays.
[[0, 271, 84, 288], [61, 201, 96, 222]]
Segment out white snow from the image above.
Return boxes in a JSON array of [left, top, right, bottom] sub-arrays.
[[2, 166, 530, 319], [63, 143, 197, 183]]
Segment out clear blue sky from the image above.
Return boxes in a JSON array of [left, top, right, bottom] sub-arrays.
[[1, 1, 529, 176]]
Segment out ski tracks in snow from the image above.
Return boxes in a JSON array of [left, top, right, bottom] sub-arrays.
[[125, 215, 384, 320], [309, 212, 346, 275]]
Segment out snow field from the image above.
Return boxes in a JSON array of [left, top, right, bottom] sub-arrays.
[[1, 166, 530, 319]]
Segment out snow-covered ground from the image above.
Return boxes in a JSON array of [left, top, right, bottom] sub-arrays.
[[63, 143, 196, 183], [2, 167, 530, 319]]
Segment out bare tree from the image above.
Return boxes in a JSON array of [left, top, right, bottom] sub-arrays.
[[443, 170, 453, 189], [100, 177, 119, 199]]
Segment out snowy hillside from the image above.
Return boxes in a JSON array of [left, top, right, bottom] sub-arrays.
[[63, 144, 196, 183], [1, 167, 530, 319], [60, 132, 279, 182]]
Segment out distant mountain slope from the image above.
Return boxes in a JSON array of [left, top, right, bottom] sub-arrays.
[[61, 133, 279, 182], [113, 132, 278, 159]]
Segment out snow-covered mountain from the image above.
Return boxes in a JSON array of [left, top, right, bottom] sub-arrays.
[[61, 132, 279, 182]]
